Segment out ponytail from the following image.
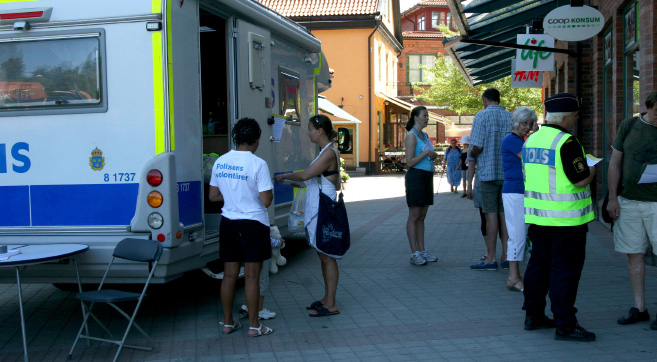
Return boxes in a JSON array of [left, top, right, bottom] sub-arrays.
[[407, 106, 427, 132]]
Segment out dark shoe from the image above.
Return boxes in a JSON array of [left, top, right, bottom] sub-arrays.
[[651, 318, 657, 330], [524, 315, 555, 331], [470, 260, 498, 270], [500, 261, 509, 269], [555, 323, 596, 342], [617, 307, 650, 325]]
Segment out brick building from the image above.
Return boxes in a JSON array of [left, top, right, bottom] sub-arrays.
[[394, 0, 459, 145], [543, 0, 656, 204], [446, 0, 656, 216]]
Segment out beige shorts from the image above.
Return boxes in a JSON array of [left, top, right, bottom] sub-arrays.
[[613, 196, 657, 254]]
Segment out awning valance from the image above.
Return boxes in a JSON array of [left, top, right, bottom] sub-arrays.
[[377, 92, 450, 126], [318, 95, 361, 123], [446, 0, 567, 86]]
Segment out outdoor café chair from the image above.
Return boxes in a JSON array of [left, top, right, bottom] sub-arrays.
[[68, 238, 163, 362]]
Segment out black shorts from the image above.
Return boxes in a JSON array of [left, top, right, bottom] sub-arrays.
[[405, 168, 434, 207], [219, 217, 271, 263]]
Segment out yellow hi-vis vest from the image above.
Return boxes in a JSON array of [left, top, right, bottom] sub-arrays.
[[522, 126, 594, 226]]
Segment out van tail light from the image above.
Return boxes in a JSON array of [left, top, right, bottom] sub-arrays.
[[0, 11, 44, 20], [147, 191, 163, 208], [147, 169, 163, 186], [148, 212, 164, 229]]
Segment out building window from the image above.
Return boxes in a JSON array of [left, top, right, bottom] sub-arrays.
[[407, 54, 436, 83], [602, 29, 613, 194], [446, 12, 454, 28], [417, 14, 425, 30], [393, 60, 397, 87], [623, 3, 637, 50], [431, 12, 442, 29], [385, 53, 389, 83], [624, 1, 640, 118], [378, 45, 382, 81]]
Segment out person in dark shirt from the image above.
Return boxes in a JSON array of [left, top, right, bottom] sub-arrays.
[[608, 91, 657, 329]]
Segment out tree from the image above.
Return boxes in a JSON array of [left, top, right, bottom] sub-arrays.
[[415, 25, 543, 116], [1, 57, 25, 81]]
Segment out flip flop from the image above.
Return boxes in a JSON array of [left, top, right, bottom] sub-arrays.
[[306, 300, 323, 310], [309, 306, 340, 317], [220, 321, 241, 335]]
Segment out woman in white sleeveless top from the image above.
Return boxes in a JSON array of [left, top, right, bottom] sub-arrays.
[[276, 115, 342, 317]]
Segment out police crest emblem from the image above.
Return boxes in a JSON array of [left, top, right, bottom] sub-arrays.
[[89, 147, 105, 171], [572, 157, 585, 173]]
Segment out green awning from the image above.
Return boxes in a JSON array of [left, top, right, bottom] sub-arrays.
[[446, 0, 565, 86]]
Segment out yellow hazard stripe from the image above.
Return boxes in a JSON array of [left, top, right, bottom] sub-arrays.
[[152, 0, 166, 154], [152, 31, 165, 154], [166, 0, 175, 150], [312, 53, 322, 115], [0, 0, 37, 3]]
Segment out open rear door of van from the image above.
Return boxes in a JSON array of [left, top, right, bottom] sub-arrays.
[[228, 18, 275, 217], [230, 18, 272, 132]]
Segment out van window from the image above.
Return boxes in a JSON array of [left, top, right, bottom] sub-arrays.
[[0, 34, 102, 113], [279, 69, 300, 122]]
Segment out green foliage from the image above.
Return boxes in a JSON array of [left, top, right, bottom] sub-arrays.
[[0, 57, 25, 80], [340, 158, 350, 182], [1, 53, 99, 98], [414, 26, 544, 117]]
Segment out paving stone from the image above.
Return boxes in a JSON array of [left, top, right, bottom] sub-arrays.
[[0, 175, 655, 361]]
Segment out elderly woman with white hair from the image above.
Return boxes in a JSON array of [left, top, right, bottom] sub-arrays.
[[501, 106, 537, 292]]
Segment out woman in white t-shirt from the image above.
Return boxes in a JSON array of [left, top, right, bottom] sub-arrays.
[[275, 115, 342, 317], [209, 118, 274, 337]]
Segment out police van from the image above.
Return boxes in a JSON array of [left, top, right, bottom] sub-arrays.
[[0, 0, 333, 283]]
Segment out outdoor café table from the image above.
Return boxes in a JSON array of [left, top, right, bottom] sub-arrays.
[[0, 244, 88, 362], [384, 151, 406, 163]]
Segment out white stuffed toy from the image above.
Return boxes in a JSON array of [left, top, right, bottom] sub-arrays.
[[269, 226, 287, 274]]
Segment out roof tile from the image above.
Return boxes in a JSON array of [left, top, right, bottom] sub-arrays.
[[402, 30, 444, 38], [257, 0, 380, 17], [417, 0, 447, 5]]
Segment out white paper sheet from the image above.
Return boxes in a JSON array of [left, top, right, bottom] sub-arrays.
[[638, 164, 657, 184], [586, 154, 602, 167], [272, 117, 285, 143]]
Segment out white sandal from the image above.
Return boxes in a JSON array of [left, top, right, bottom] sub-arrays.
[[248, 324, 273, 337], [219, 321, 241, 335]]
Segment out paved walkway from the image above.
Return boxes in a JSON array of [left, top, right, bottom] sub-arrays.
[[1, 174, 657, 361]]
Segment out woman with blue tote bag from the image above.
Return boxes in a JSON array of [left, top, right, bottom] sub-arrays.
[[275, 115, 348, 317]]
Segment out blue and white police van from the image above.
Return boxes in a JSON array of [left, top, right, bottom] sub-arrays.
[[0, 0, 331, 283]]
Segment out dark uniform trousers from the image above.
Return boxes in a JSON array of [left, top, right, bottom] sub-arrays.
[[522, 223, 588, 327]]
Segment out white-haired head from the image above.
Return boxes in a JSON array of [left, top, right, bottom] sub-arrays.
[[545, 111, 576, 124], [511, 107, 538, 130]]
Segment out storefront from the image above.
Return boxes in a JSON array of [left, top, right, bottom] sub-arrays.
[[446, 0, 657, 214]]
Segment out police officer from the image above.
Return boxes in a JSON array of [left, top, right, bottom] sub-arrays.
[[521, 93, 597, 342]]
